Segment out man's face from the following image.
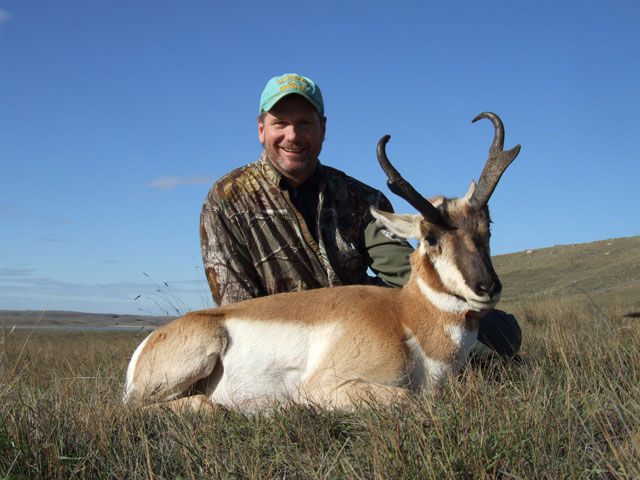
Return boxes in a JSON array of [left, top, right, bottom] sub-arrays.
[[258, 95, 326, 186]]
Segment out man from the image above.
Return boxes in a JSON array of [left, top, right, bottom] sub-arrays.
[[200, 73, 521, 357]]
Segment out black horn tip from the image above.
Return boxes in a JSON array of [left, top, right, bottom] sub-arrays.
[[473, 111, 505, 152], [378, 134, 391, 146], [472, 111, 501, 123], [377, 135, 392, 160]]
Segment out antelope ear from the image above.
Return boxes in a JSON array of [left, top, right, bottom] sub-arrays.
[[462, 180, 476, 203], [370, 206, 422, 239]]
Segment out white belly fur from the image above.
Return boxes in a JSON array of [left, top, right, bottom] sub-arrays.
[[208, 319, 337, 408]]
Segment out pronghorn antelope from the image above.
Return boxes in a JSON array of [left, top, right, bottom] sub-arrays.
[[124, 112, 521, 412]]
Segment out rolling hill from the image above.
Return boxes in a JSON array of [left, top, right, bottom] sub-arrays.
[[494, 235, 639, 311]]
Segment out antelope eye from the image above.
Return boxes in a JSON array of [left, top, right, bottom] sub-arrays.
[[425, 235, 438, 247]]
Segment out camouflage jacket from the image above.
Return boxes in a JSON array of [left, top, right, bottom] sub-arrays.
[[200, 150, 414, 306]]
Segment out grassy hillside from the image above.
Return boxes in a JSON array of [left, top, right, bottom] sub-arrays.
[[494, 235, 640, 312]]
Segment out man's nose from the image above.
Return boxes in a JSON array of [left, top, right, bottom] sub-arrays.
[[284, 125, 300, 141]]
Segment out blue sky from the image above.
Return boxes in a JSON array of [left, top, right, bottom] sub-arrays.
[[1, 1, 638, 315]]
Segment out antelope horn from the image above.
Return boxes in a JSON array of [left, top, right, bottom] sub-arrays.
[[469, 112, 521, 209], [377, 135, 448, 226]]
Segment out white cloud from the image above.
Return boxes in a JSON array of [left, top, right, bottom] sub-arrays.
[[0, 203, 21, 218], [0, 9, 12, 24], [0, 271, 211, 315], [40, 215, 74, 225], [39, 237, 72, 243], [0, 267, 37, 277], [146, 175, 216, 191]]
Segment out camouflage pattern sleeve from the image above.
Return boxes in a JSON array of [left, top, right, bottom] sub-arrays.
[[200, 191, 264, 306]]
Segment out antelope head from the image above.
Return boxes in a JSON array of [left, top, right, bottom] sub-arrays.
[[372, 112, 521, 315]]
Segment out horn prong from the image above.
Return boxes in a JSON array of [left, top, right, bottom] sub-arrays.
[[469, 113, 520, 208]]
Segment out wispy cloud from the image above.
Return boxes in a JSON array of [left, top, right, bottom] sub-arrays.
[[0, 270, 202, 295], [0, 203, 20, 218], [0, 205, 73, 224], [0, 267, 37, 277], [146, 175, 215, 191], [0, 269, 212, 315], [39, 216, 74, 225], [0, 9, 11, 25], [40, 237, 72, 243]]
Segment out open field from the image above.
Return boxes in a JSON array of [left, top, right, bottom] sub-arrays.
[[494, 235, 640, 313], [1, 236, 639, 478], [2, 308, 640, 477], [1, 302, 639, 478], [0, 311, 175, 330]]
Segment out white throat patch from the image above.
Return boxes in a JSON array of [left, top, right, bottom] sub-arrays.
[[416, 277, 470, 313], [403, 328, 449, 392], [445, 324, 478, 366]]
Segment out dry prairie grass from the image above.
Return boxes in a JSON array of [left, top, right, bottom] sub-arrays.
[[1, 299, 639, 479]]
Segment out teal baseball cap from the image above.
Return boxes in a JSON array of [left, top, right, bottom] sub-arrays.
[[259, 73, 324, 115]]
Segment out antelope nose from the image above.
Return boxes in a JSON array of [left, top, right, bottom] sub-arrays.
[[475, 280, 502, 298]]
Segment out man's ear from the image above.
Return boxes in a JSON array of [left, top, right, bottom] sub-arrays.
[[370, 206, 422, 239], [320, 115, 327, 142], [258, 119, 265, 144]]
